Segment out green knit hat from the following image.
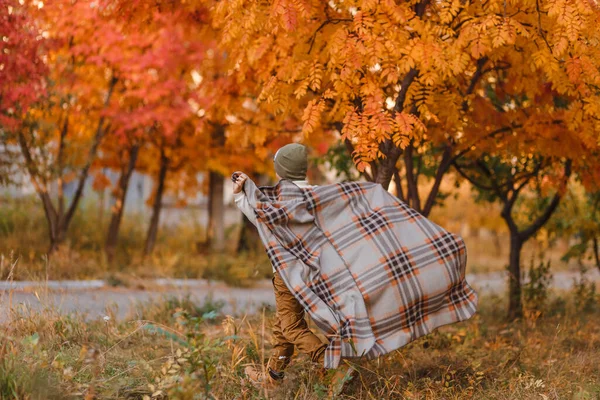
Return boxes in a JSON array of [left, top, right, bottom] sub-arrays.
[[274, 143, 308, 180]]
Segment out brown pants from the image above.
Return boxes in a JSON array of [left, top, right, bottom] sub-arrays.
[[269, 272, 327, 372]]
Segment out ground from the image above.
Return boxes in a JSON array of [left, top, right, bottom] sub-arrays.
[[1, 287, 599, 399]]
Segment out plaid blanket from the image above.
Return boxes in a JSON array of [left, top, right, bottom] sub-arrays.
[[243, 178, 478, 369]]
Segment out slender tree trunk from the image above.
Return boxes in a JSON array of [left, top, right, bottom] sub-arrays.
[[393, 170, 405, 202], [48, 224, 67, 254], [375, 154, 400, 190], [492, 230, 502, 257], [105, 145, 139, 263], [237, 213, 260, 253], [17, 76, 117, 255], [421, 146, 453, 217], [207, 171, 225, 252], [507, 230, 524, 320], [144, 150, 168, 257]]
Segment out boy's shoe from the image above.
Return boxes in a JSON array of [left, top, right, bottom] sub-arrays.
[[328, 364, 355, 397], [244, 365, 284, 388]]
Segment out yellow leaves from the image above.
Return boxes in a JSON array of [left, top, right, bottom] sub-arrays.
[[270, 0, 298, 31], [308, 62, 323, 92], [294, 79, 310, 99], [394, 112, 425, 136], [393, 112, 426, 149], [578, 55, 600, 85], [492, 18, 522, 48], [293, 62, 322, 99], [552, 35, 569, 58], [565, 56, 583, 84], [470, 31, 490, 58], [212, 0, 600, 180], [288, 60, 310, 83], [247, 36, 273, 65], [380, 0, 412, 24], [322, 89, 336, 100], [302, 99, 325, 135], [370, 110, 394, 143], [531, 50, 550, 70], [353, 11, 376, 38], [381, 64, 400, 85], [257, 76, 278, 104], [437, 0, 463, 24]]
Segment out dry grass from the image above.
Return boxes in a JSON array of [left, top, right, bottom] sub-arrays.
[[0, 196, 582, 282], [0, 196, 272, 284], [1, 289, 599, 399]]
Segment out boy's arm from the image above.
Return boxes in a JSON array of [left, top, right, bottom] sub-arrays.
[[234, 191, 257, 225], [232, 172, 257, 226]]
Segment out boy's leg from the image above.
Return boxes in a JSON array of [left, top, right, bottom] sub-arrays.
[[272, 272, 327, 366], [268, 310, 294, 372]]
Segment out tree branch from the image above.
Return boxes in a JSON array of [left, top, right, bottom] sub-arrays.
[[63, 75, 118, 227], [452, 125, 520, 162], [18, 131, 58, 235], [423, 145, 453, 217], [307, 18, 352, 54], [519, 159, 572, 240], [452, 160, 496, 191], [57, 115, 69, 219], [403, 142, 421, 210], [393, 169, 405, 202], [462, 57, 488, 112]]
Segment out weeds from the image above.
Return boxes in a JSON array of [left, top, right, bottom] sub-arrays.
[[522, 254, 553, 315], [0, 196, 274, 282], [1, 289, 599, 399]]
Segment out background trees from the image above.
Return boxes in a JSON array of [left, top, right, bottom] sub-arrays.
[[1, 0, 599, 318], [214, 0, 600, 317]]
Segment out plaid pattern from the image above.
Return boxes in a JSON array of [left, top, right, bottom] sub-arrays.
[[244, 178, 478, 369]]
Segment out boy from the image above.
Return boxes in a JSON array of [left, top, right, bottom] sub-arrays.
[[232, 143, 477, 393], [232, 143, 328, 385]]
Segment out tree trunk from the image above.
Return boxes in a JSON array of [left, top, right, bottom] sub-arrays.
[[207, 171, 225, 252], [507, 231, 524, 320], [48, 224, 67, 254], [492, 230, 502, 257], [421, 146, 453, 217], [237, 213, 261, 253], [593, 236, 600, 273], [144, 150, 168, 257], [105, 145, 139, 263]]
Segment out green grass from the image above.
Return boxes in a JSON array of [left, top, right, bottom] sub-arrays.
[[1, 289, 599, 399]]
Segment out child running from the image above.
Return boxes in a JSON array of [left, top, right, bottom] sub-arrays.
[[232, 143, 328, 386]]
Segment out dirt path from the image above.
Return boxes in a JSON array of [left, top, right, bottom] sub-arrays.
[[1, 270, 598, 322]]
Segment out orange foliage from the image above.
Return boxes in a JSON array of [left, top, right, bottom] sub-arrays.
[[214, 0, 600, 192]]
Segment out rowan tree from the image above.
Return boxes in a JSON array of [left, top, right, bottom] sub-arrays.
[[452, 65, 599, 318], [214, 0, 600, 218]]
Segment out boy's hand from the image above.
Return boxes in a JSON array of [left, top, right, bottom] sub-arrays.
[[232, 172, 248, 194]]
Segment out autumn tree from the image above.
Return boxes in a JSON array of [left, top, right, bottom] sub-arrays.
[[0, 0, 47, 129], [3, 0, 133, 253], [95, 4, 210, 259], [96, 131, 141, 263], [0, 0, 48, 185], [214, 0, 600, 221]]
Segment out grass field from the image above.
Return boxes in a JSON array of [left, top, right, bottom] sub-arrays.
[[1, 288, 599, 399], [0, 195, 581, 283]]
